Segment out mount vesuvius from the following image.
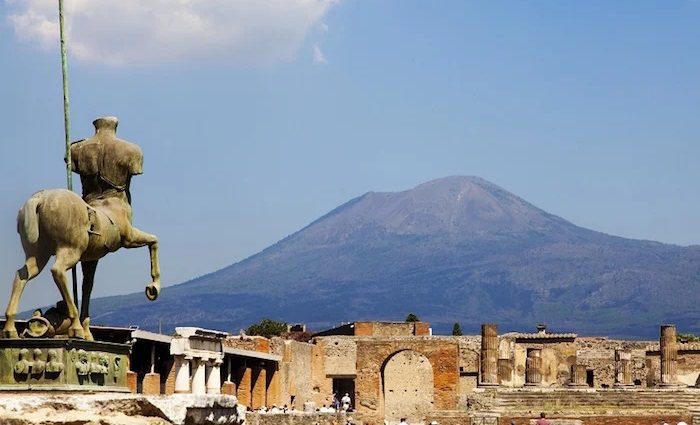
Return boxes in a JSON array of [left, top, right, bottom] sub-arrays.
[[86, 176, 700, 338]]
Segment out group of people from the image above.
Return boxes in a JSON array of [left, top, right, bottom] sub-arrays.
[[329, 392, 353, 412], [255, 404, 295, 414]]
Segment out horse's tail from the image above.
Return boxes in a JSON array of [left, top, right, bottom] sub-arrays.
[[19, 194, 42, 244]]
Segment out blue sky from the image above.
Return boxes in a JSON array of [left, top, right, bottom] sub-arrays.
[[1, 0, 699, 311]]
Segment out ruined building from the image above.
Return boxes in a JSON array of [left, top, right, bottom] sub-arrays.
[[116, 321, 700, 424]]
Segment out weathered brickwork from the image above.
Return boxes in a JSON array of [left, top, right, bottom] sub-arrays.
[[354, 337, 459, 423], [141, 372, 161, 395]]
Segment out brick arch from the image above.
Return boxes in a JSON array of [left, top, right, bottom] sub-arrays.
[[355, 339, 459, 422], [381, 349, 434, 422]]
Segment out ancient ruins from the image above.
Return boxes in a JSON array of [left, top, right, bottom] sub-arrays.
[[2, 118, 699, 425], [14, 319, 689, 425]]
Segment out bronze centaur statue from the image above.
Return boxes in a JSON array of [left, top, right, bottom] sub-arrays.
[[3, 117, 160, 340]]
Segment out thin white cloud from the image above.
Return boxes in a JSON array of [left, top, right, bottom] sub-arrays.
[[313, 43, 326, 64], [6, 0, 338, 67]]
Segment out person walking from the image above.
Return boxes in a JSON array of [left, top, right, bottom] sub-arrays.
[[535, 412, 551, 425]]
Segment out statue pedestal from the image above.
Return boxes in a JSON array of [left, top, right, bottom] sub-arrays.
[[0, 338, 130, 392]]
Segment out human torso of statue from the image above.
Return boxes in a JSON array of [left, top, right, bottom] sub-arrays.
[[69, 117, 143, 255], [70, 117, 143, 205]]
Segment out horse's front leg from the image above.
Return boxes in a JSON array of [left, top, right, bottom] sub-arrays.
[[123, 227, 160, 301], [80, 260, 98, 341]]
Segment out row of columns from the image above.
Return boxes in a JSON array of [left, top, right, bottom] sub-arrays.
[[480, 323, 682, 388], [190, 357, 279, 409], [174, 355, 223, 395]]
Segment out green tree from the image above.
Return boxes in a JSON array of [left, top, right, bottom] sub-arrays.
[[452, 322, 463, 336], [246, 318, 288, 338], [405, 313, 420, 322], [677, 333, 700, 342]]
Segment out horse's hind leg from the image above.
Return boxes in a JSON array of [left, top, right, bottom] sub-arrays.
[[79, 260, 98, 341], [3, 254, 50, 338], [50, 247, 84, 339]]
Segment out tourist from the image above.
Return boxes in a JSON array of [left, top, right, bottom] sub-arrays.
[[341, 392, 352, 411], [270, 405, 281, 414], [677, 422, 688, 425], [399, 418, 408, 425], [332, 392, 340, 410], [535, 412, 550, 425]]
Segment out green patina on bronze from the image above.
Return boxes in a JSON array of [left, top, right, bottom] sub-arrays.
[[0, 339, 130, 391]]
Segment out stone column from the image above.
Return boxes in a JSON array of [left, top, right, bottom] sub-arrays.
[[615, 350, 633, 387], [191, 358, 207, 395], [480, 323, 499, 386], [569, 364, 587, 387], [222, 356, 236, 396], [525, 349, 542, 386], [174, 355, 191, 394], [266, 363, 280, 406], [251, 364, 267, 409], [237, 364, 252, 407], [206, 360, 222, 395], [497, 358, 514, 386], [659, 324, 679, 387]]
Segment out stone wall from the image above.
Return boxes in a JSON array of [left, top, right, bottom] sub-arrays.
[[225, 336, 258, 351], [501, 415, 693, 425], [246, 412, 359, 425], [311, 339, 334, 407], [647, 344, 700, 387], [321, 337, 357, 376], [677, 348, 700, 386], [354, 337, 459, 423], [382, 350, 434, 422], [458, 337, 481, 399], [274, 339, 315, 409], [507, 341, 576, 387], [575, 338, 650, 388]]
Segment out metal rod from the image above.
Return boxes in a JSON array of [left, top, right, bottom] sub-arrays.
[[58, 0, 79, 308]]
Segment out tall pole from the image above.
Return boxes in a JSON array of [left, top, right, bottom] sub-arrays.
[[59, 0, 79, 308]]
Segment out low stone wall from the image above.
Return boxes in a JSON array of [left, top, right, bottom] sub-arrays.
[[246, 412, 359, 425], [501, 415, 693, 425]]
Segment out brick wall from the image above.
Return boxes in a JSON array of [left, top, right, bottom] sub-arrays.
[[142, 372, 161, 395]]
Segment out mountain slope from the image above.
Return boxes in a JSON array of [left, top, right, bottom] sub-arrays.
[[88, 176, 700, 338]]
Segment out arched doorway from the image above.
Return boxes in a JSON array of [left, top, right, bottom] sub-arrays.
[[382, 350, 434, 423]]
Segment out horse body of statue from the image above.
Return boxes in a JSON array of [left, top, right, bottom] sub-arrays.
[[2, 117, 160, 341]]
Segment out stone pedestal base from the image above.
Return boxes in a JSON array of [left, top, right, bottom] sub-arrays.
[[142, 372, 161, 395], [0, 338, 131, 392], [127, 371, 138, 394], [222, 381, 236, 396], [478, 382, 499, 387], [658, 383, 683, 388]]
